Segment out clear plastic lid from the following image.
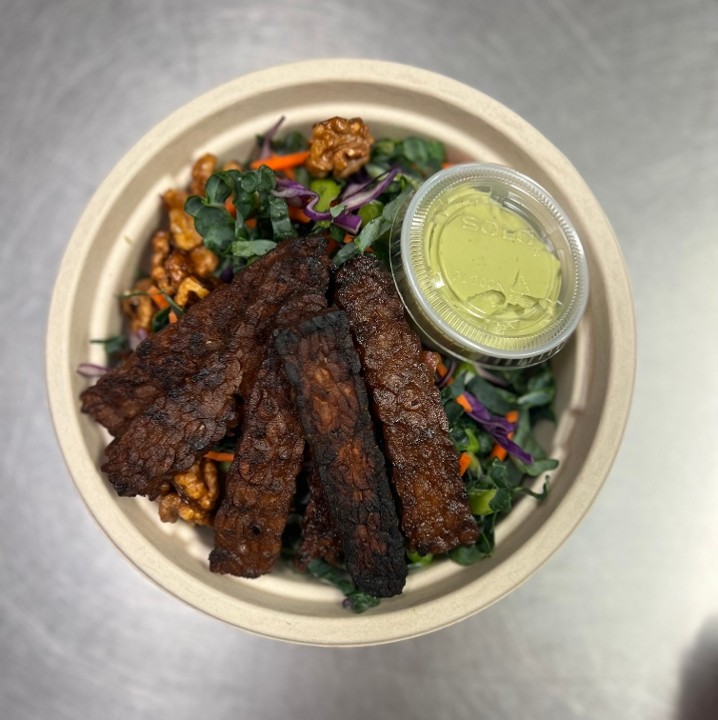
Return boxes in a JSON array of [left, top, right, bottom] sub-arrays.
[[390, 163, 589, 367]]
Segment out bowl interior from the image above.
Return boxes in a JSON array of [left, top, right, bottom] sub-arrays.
[[46, 60, 635, 646]]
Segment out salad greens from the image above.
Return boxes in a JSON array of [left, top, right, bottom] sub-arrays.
[[183, 122, 560, 612], [100, 118, 561, 614], [286, 360, 558, 613], [184, 132, 444, 275]]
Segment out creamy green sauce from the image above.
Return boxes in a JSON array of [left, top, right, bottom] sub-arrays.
[[422, 185, 561, 338]]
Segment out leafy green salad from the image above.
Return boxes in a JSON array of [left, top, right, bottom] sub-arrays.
[[89, 116, 560, 612]]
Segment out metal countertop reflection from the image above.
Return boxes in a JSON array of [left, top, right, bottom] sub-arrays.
[[2, 1, 717, 718]]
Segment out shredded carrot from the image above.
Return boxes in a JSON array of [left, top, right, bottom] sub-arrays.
[[168, 310, 178, 324], [343, 233, 353, 244], [204, 451, 235, 463], [455, 394, 472, 413], [458, 452, 471, 477], [224, 197, 236, 217], [244, 217, 257, 229], [147, 286, 170, 310], [288, 206, 311, 223], [249, 151, 311, 171], [490, 444, 508, 462], [441, 161, 456, 169], [489, 410, 521, 461], [283, 167, 296, 181]]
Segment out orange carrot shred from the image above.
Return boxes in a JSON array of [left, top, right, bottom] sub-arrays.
[[204, 451, 235, 463], [288, 206, 311, 223], [249, 151, 310, 171], [224, 197, 237, 217], [489, 444, 508, 462], [168, 310, 178, 324], [148, 286, 170, 311], [489, 410, 521, 461], [244, 217, 257, 229], [455, 394, 472, 413], [458, 452, 471, 477], [441, 161, 456, 169], [283, 167, 297, 181]]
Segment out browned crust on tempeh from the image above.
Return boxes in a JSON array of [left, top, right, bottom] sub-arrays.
[[296, 464, 344, 571], [335, 255, 478, 555], [275, 310, 407, 597], [209, 288, 330, 578], [81, 271, 246, 437], [101, 236, 329, 498]]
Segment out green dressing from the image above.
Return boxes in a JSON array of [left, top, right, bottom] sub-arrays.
[[421, 185, 561, 338]]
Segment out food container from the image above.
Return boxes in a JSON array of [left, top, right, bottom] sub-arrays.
[[46, 59, 635, 646], [390, 163, 589, 367]]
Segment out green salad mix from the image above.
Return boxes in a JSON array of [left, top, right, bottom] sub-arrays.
[[86, 117, 559, 612]]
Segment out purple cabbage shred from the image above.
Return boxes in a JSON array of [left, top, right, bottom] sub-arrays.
[[77, 363, 109, 378], [272, 168, 399, 235], [258, 115, 286, 160], [460, 390, 534, 465]]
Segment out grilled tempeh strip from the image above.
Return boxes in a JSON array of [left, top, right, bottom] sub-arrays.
[[275, 310, 407, 598], [335, 255, 478, 555], [101, 236, 329, 499], [210, 288, 330, 578], [296, 464, 344, 571]]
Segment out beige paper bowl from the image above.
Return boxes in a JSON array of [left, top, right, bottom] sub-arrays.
[[46, 60, 635, 646]]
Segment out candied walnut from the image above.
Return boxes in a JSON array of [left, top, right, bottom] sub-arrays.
[[189, 245, 219, 278], [162, 188, 187, 211], [306, 117, 374, 179], [151, 229, 217, 294], [121, 278, 154, 333], [163, 189, 203, 251], [189, 153, 217, 196], [157, 458, 219, 526], [151, 230, 191, 294], [174, 276, 210, 309], [101, 236, 329, 499]]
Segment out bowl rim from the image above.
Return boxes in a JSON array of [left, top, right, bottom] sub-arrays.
[[46, 58, 636, 646]]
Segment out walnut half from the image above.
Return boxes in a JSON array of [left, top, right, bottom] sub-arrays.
[[306, 117, 374, 179], [157, 459, 220, 526]]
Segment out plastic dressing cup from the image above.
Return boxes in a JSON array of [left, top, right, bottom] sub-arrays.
[[389, 163, 589, 367]]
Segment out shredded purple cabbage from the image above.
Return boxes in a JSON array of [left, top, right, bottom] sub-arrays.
[[460, 390, 534, 465], [272, 168, 399, 235], [219, 265, 235, 284], [340, 169, 372, 199], [436, 357, 457, 390], [474, 365, 511, 388], [77, 363, 109, 378], [128, 328, 148, 351], [259, 115, 286, 160]]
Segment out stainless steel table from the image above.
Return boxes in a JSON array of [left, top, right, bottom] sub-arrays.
[[2, 1, 717, 718]]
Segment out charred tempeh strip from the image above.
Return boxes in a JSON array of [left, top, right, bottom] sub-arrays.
[[81, 236, 326, 437], [335, 255, 478, 555], [102, 237, 330, 498], [210, 290, 329, 578], [296, 465, 344, 571], [82, 269, 247, 437], [275, 311, 407, 598]]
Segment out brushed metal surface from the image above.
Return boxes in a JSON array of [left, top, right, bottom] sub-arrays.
[[1, 1, 717, 718]]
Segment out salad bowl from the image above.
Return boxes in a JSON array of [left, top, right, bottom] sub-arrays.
[[46, 59, 635, 645]]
